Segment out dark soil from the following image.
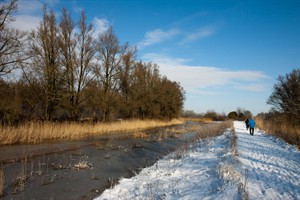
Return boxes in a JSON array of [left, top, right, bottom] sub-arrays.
[[0, 122, 204, 200]]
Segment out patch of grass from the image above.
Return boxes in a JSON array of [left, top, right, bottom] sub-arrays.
[[0, 119, 183, 145]]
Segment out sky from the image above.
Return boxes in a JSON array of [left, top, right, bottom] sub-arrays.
[[9, 0, 300, 115]]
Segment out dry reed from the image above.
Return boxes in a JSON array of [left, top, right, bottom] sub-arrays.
[[180, 117, 213, 123], [0, 119, 183, 145], [256, 116, 300, 148], [196, 120, 233, 139]]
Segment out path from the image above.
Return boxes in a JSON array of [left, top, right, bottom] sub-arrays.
[[235, 121, 300, 200]]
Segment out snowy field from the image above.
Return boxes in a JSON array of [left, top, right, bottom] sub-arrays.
[[96, 121, 300, 200]]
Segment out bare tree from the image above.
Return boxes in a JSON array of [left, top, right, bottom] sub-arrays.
[[94, 26, 128, 121], [72, 11, 96, 119], [59, 9, 96, 120], [0, 0, 27, 77], [59, 8, 76, 118], [267, 69, 300, 124], [27, 6, 63, 120]]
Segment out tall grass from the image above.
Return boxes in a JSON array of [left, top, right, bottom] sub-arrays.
[[180, 117, 213, 123], [256, 116, 300, 148], [0, 119, 183, 145], [196, 120, 233, 139]]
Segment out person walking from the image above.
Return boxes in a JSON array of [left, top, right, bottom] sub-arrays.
[[248, 118, 256, 136], [245, 118, 249, 130]]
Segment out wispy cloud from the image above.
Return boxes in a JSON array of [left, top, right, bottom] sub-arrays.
[[138, 23, 222, 49], [142, 54, 268, 93], [93, 17, 110, 37], [170, 12, 211, 27], [234, 83, 267, 92], [180, 25, 218, 44], [138, 28, 180, 49], [72, 0, 83, 13], [173, 12, 224, 44]]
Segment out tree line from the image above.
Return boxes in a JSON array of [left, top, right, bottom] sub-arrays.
[[259, 69, 300, 126], [0, 0, 185, 124]]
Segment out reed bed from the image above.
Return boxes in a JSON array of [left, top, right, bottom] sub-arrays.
[[0, 119, 183, 145], [255, 116, 300, 148], [180, 117, 213, 123]]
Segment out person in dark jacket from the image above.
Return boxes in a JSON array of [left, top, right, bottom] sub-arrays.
[[245, 119, 249, 130], [248, 118, 256, 136]]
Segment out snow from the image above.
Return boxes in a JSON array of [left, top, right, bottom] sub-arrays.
[[95, 121, 300, 200]]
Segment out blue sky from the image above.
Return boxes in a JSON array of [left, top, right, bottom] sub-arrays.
[[11, 0, 300, 115]]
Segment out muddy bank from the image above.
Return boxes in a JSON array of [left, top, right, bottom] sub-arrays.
[[0, 122, 205, 200]]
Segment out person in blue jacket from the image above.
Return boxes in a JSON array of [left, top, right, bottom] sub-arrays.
[[248, 118, 256, 136]]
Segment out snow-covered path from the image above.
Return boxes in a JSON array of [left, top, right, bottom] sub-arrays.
[[96, 121, 300, 200], [235, 121, 300, 199]]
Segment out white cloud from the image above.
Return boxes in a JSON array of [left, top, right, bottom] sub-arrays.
[[142, 54, 268, 93], [7, 0, 42, 31], [10, 15, 41, 31], [138, 28, 180, 48], [93, 17, 110, 37]]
